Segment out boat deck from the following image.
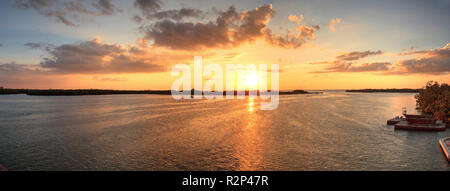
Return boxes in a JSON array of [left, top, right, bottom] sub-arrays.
[[439, 138, 450, 162], [394, 120, 446, 131], [387, 117, 404, 125]]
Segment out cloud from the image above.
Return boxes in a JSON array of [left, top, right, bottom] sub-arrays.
[[92, 76, 127, 82], [0, 62, 43, 74], [266, 13, 318, 48], [402, 46, 416, 51], [143, 6, 238, 50], [134, 0, 162, 18], [0, 38, 206, 87], [145, 19, 233, 50], [311, 50, 388, 73], [328, 18, 341, 32], [24, 42, 55, 51], [336, 50, 383, 61], [132, 0, 204, 23], [24, 42, 46, 49], [311, 44, 450, 75], [393, 43, 450, 75], [92, 0, 118, 15], [233, 4, 275, 43], [13, 0, 118, 26], [37, 39, 168, 74], [150, 8, 204, 21], [313, 61, 392, 73], [0, 62, 63, 88], [143, 5, 320, 50], [307, 61, 329, 65], [288, 14, 303, 23], [295, 25, 320, 39]]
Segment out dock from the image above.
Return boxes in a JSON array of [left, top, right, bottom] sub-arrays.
[[388, 114, 448, 131], [387, 117, 404, 125], [439, 137, 450, 162], [394, 120, 446, 131]]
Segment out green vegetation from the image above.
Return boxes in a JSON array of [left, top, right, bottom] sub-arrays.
[[415, 81, 450, 121], [346, 89, 420, 93]]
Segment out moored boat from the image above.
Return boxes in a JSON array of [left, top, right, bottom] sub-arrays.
[[404, 114, 432, 118], [390, 111, 447, 131], [394, 120, 446, 131], [387, 116, 404, 125], [439, 137, 450, 162]]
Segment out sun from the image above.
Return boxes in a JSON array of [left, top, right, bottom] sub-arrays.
[[244, 72, 259, 88]]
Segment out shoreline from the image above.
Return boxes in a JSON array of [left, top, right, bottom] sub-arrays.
[[0, 89, 321, 96], [346, 89, 421, 93]]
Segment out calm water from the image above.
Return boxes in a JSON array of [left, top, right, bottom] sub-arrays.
[[0, 91, 449, 171]]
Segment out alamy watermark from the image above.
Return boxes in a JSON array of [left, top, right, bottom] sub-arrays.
[[171, 56, 279, 110]]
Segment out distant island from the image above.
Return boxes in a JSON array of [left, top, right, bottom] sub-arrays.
[[345, 89, 421, 93], [0, 89, 172, 96], [0, 88, 321, 96]]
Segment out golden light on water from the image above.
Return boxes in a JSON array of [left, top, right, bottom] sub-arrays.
[[248, 98, 255, 112]]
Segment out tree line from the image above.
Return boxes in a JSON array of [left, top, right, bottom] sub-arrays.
[[415, 81, 450, 121]]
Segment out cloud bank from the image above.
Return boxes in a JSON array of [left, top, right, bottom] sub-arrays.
[[142, 5, 320, 50], [393, 43, 450, 75], [312, 44, 450, 75]]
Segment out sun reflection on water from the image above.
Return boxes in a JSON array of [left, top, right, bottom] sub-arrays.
[[248, 97, 255, 112]]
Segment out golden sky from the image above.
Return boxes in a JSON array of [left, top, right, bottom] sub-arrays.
[[0, 0, 449, 90]]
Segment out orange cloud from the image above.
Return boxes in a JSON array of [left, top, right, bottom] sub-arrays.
[[328, 18, 341, 32], [288, 14, 303, 24]]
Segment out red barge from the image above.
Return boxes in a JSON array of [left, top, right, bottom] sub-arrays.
[[387, 114, 447, 131]]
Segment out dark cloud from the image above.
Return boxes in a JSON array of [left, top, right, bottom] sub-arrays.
[[24, 42, 55, 51], [311, 44, 450, 75], [39, 39, 165, 74], [134, 0, 203, 23], [0, 62, 20, 73], [92, 0, 117, 15], [1, 38, 206, 87], [151, 8, 204, 21], [13, 0, 118, 26], [233, 4, 275, 43], [0, 62, 61, 88], [24, 42, 45, 49], [393, 43, 450, 75], [313, 61, 391, 73], [0, 62, 40, 74], [143, 5, 319, 50], [336, 50, 383, 61], [64, 1, 93, 15], [133, 15, 143, 23], [145, 19, 232, 50], [134, 0, 161, 17], [311, 49, 389, 73]]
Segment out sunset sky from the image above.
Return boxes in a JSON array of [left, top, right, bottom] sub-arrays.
[[0, 0, 449, 90]]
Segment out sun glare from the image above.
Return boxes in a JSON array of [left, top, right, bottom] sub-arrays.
[[244, 72, 259, 88]]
